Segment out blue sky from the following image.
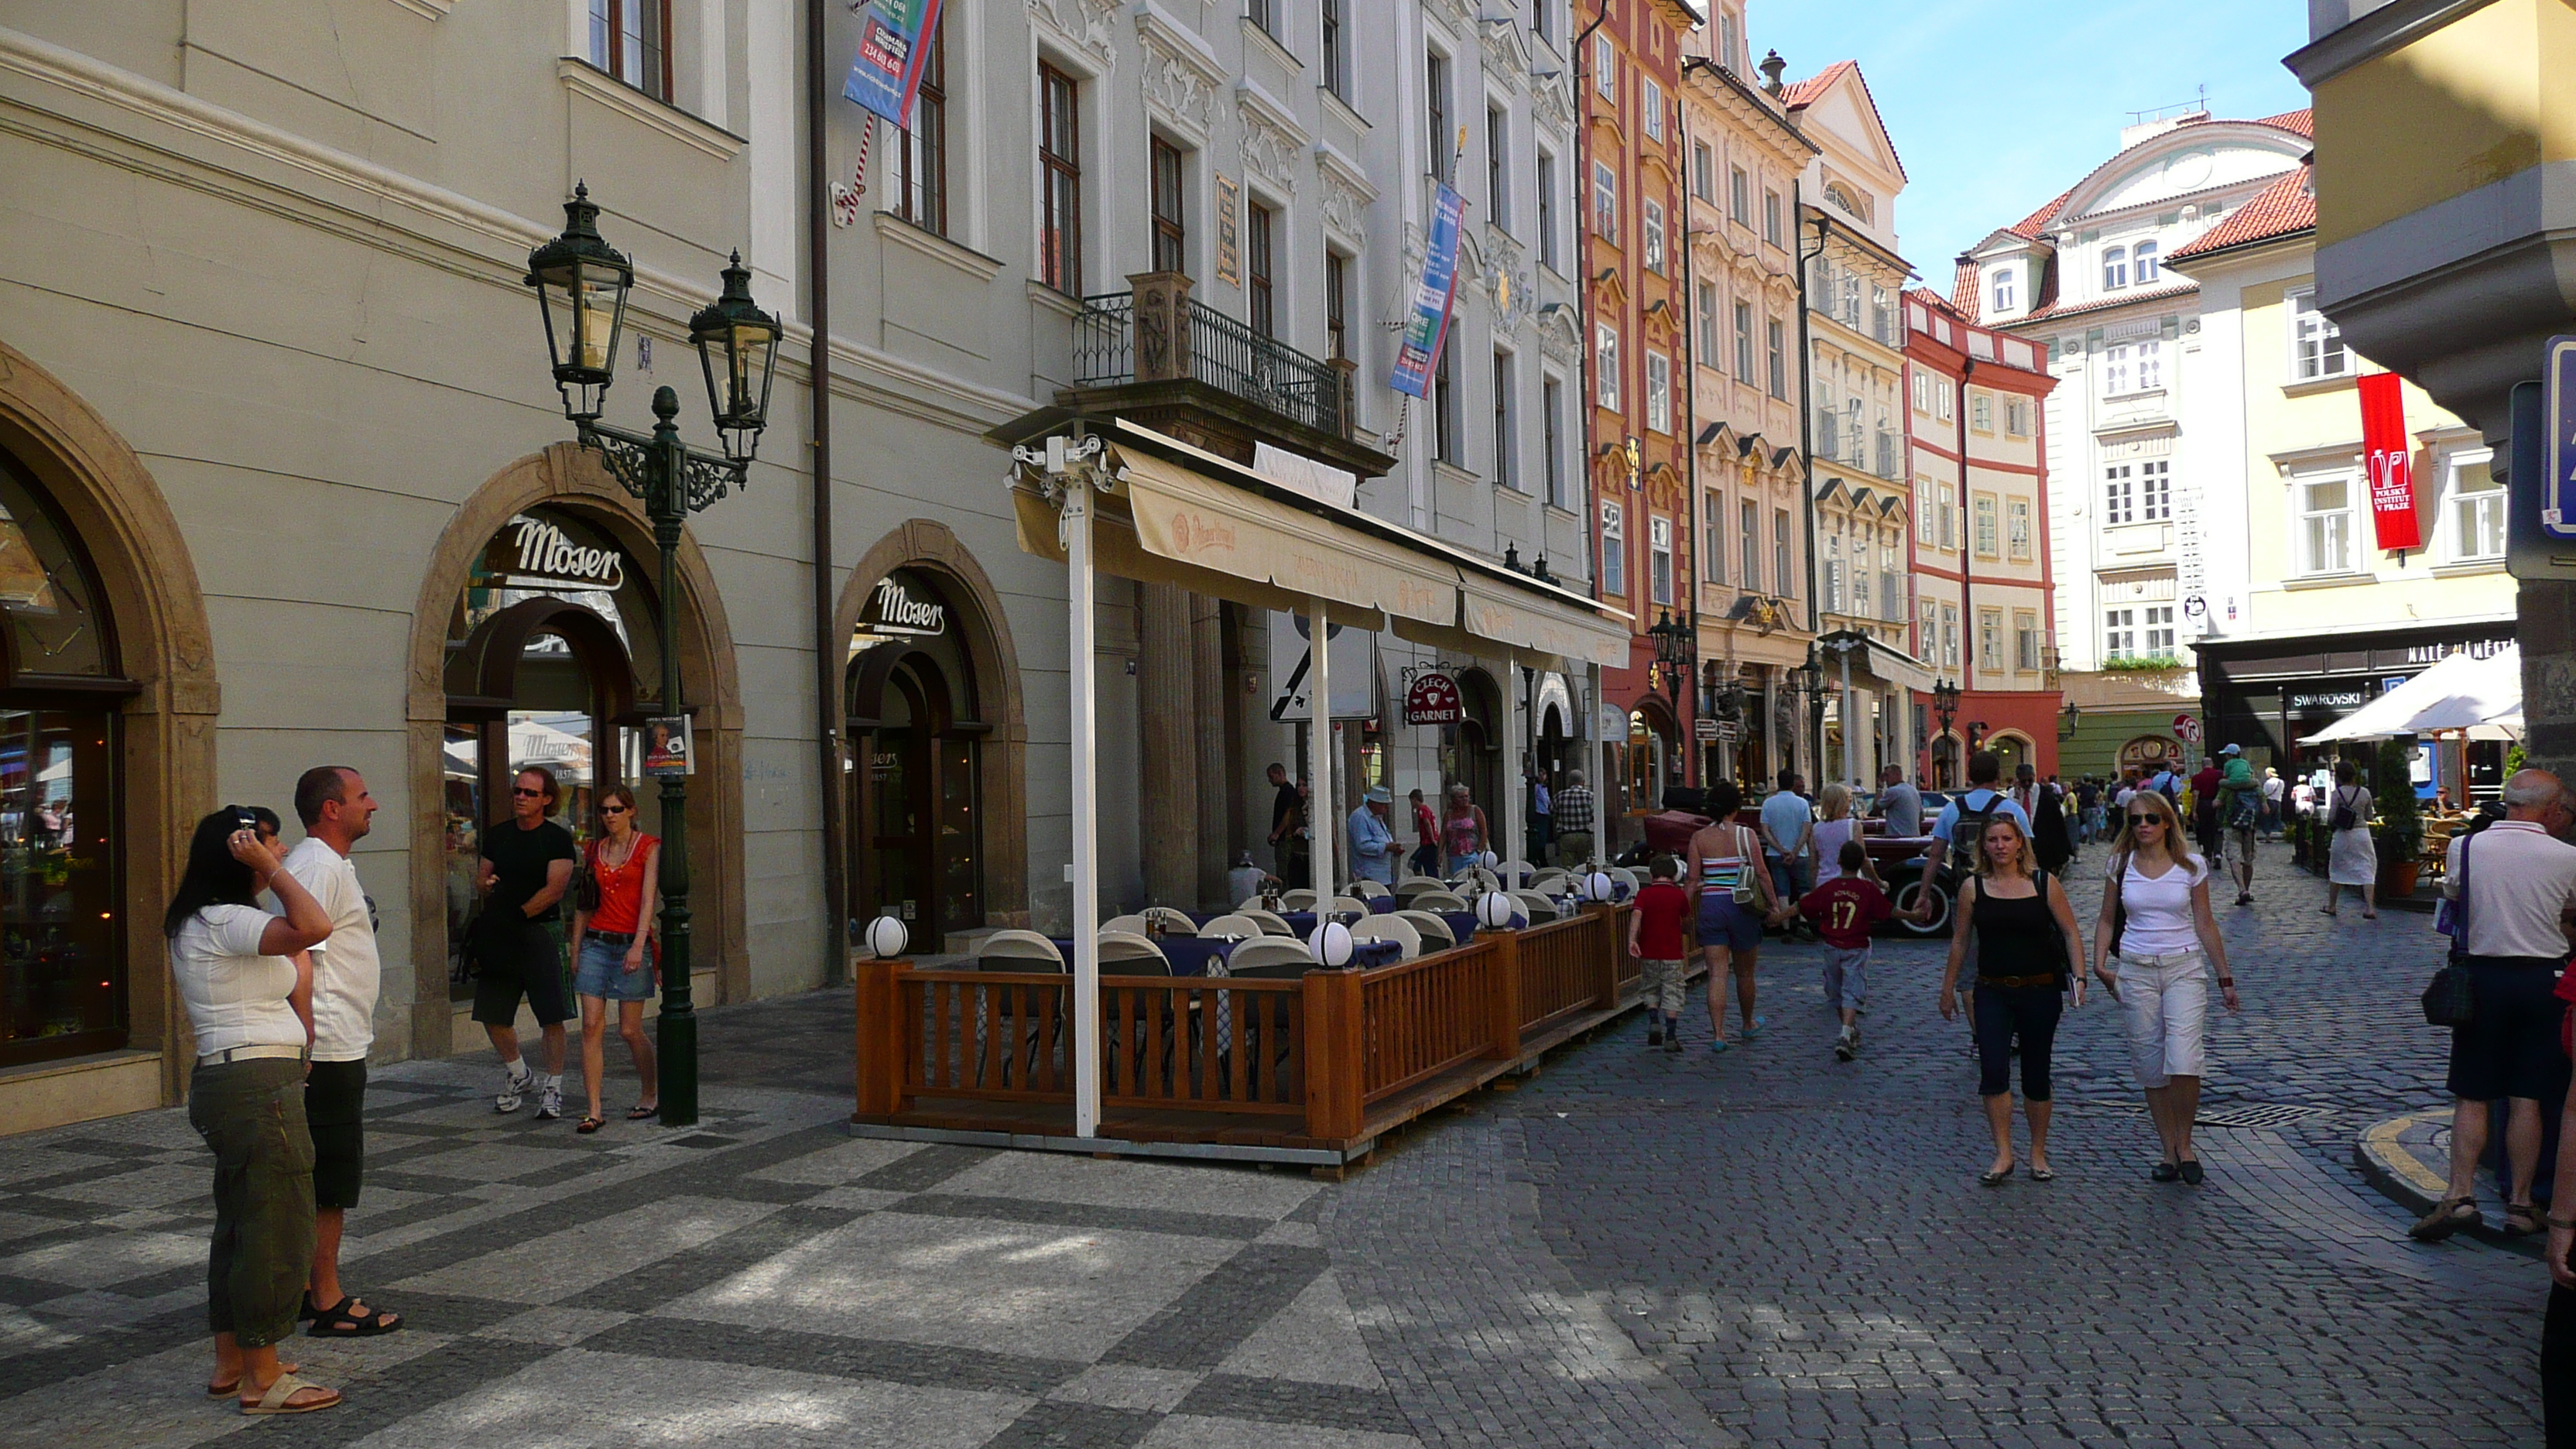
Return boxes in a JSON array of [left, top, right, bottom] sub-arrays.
[[1752, 0, 2314, 293]]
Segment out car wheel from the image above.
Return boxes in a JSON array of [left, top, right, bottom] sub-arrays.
[[1894, 878, 1951, 936]]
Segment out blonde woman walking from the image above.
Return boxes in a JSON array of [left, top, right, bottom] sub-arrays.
[[2091, 788, 2239, 1184], [1811, 783, 1864, 886], [1940, 814, 2088, 1184]]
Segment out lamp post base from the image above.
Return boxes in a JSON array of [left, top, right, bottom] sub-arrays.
[[656, 1005, 698, 1127]]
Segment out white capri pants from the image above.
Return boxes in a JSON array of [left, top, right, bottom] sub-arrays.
[[2117, 949, 2210, 1089]]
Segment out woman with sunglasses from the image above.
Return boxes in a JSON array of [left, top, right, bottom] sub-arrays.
[[568, 785, 659, 1132], [2091, 789, 2239, 1184], [1940, 814, 2088, 1185]]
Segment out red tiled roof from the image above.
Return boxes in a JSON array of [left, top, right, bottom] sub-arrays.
[[1778, 60, 1855, 110], [2167, 163, 2316, 262], [2252, 107, 2314, 139], [1946, 262, 1982, 323], [2016, 280, 2198, 324], [2009, 188, 2074, 240]]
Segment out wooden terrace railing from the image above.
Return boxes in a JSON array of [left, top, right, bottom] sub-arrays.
[[855, 903, 1634, 1153]]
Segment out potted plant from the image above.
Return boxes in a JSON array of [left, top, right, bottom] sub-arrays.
[[2374, 738, 2424, 896]]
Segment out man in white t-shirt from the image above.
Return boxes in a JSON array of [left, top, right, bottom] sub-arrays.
[[282, 766, 401, 1337]]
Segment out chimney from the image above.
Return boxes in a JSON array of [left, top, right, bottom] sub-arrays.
[[1759, 50, 1786, 97]]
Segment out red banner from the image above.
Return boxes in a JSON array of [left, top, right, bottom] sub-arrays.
[[2359, 371, 2422, 552]]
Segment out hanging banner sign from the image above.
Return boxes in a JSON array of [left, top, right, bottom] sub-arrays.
[[1403, 670, 1464, 726], [841, 0, 944, 127], [2359, 371, 2423, 552], [1389, 182, 1465, 399]]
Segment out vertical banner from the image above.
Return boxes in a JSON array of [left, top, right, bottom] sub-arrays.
[[2359, 370, 2423, 552], [841, 0, 945, 126], [1389, 182, 1466, 399]]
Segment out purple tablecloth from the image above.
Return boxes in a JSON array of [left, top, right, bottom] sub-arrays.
[[1051, 935, 1399, 975]]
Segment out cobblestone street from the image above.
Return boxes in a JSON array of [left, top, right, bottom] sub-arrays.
[[0, 845, 2546, 1446]]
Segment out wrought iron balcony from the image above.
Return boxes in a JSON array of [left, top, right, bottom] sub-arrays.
[[1064, 274, 1373, 474]]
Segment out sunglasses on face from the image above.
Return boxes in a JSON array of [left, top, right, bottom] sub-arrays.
[[599, 804, 628, 816], [2128, 814, 2162, 825], [512, 787, 546, 798]]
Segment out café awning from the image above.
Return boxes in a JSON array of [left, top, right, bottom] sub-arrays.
[[2300, 644, 2523, 744]]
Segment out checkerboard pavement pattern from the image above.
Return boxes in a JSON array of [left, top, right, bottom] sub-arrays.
[[0, 842, 2551, 1445]]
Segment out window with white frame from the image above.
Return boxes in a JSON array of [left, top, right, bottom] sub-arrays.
[[1919, 598, 1938, 660], [1739, 498, 1760, 592], [1937, 489, 1957, 550], [1536, 150, 1558, 270], [1971, 391, 1993, 432], [2015, 612, 2040, 671], [1592, 160, 1617, 242], [2007, 498, 2032, 560], [1766, 318, 1786, 399], [1595, 324, 1620, 409], [2297, 472, 2356, 576], [2103, 246, 2129, 289], [1973, 495, 1999, 557], [1543, 375, 1566, 506], [1915, 477, 1936, 545], [1643, 197, 1665, 273], [2103, 463, 2136, 526], [1910, 370, 1929, 415], [2103, 608, 2137, 659], [2102, 344, 2134, 396], [2139, 459, 2171, 520], [1734, 301, 1754, 379], [2290, 289, 2354, 382], [1649, 516, 1673, 605], [1641, 77, 1663, 139], [1486, 106, 1509, 233], [1533, 0, 1552, 45], [1978, 609, 2002, 672], [2006, 396, 2031, 437], [1823, 534, 1844, 614], [1426, 50, 1451, 184], [1248, 0, 1281, 39], [1774, 509, 1794, 598], [2447, 454, 2503, 562], [1762, 189, 1783, 246], [2136, 338, 2165, 391], [1992, 268, 2015, 313], [1730, 166, 1750, 225], [2143, 605, 2176, 657], [1594, 33, 1615, 98], [1321, 0, 1348, 101], [1601, 498, 1625, 594], [1691, 142, 1712, 201], [2135, 240, 2160, 284], [1937, 378, 1954, 422], [1704, 492, 1725, 582], [1696, 282, 1719, 369], [1492, 351, 1516, 490], [1940, 602, 1959, 666], [1646, 351, 1670, 433]]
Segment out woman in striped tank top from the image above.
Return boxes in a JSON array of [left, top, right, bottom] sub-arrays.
[[1686, 780, 1786, 1053]]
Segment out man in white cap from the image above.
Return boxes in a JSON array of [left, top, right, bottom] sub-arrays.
[[1348, 786, 1397, 886]]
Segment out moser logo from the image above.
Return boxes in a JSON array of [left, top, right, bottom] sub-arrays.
[[498, 518, 624, 590], [866, 578, 946, 636], [1403, 670, 1464, 726], [1167, 511, 1237, 556]]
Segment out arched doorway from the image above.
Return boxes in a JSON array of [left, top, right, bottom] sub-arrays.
[[1987, 731, 2032, 780], [2119, 735, 2180, 778], [1629, 699, 1681, 811], [1444, 666, 1503, 820], [0, 341, 214, 1112], [847, 570, 985, 951], [408, 445, 745, 1060]]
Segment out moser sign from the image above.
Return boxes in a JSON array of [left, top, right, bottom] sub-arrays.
[[862, 577, 946, 637], [489, 517, 623, 591], [1403, 670, 1464, 726]]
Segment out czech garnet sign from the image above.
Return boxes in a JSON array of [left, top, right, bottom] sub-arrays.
[[1404, 670, 1464, 726]]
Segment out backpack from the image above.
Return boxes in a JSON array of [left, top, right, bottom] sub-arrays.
[[2329, 787, 2359, 832], [1946, 790, 2005, 877]]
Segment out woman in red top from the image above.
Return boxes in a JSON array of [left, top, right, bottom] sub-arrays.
[[569, 785, 660, 1132]]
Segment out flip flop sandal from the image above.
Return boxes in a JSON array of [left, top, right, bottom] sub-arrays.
[[307, 1295, 402, 1336], [576, 1116, 605, 1135], [627, 1104, 659, 1120], [241, 1372, 341, 1416]]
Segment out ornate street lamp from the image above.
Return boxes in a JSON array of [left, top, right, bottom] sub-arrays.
[[1649, 608, 1691, 711], [524, 185, 774, 1129], [1930, 678, 1961, 789], [1793, 649, 1827, 780]]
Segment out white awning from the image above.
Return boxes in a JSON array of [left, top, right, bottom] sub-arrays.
[[1817, 630, 1935, 694], [2300, 645, 2522, 743]]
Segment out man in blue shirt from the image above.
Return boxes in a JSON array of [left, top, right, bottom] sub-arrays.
[[1913, 750, 2033, 922], [1758, 771, 1816, 933], [1348, 786, 1397, 885]]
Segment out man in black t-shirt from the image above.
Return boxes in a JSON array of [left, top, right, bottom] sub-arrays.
[[474, 766, 578, 1119], [1266, 762, 1309, 890]]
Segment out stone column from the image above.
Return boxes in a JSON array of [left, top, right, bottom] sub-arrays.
[[1137, 581, 1200, 906], [1193, 594, 1230, 907]]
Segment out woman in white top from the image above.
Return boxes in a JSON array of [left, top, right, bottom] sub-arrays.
[[2090, 788, 2239, 1185], [167, 810, 335, 1416], [2320, 758, 2379, 917], [1810, 783, 1862, 886]]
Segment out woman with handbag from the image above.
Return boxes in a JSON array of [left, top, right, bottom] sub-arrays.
[[568, 785, 660, 1133], [2090, 788, 2239, 1184], [1940, 814, 2089, 1184], [2321, 759, 2379, 918], [1687, 779, 1785, 1053]]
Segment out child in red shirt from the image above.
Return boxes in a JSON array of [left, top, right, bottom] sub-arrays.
[[1627, 855, 1693, 1053], [1797, 840, 1892, 1061]]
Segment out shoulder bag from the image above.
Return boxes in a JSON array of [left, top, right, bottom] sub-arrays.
[[2421, 833, 2476, 1027], [573, 840, 602, 915]]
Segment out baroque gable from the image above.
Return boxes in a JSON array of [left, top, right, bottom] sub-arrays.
[[1236, 80, 1307, 194], [1027, 0, 1120, 71], [1137, 10, 1224, 143]]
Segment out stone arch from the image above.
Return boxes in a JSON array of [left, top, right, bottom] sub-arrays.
[[402, 444, 748, 1058], [835, 519, 1029, 928], [0, 340, 218, 1104]]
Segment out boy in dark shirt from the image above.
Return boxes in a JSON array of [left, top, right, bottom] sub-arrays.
[[1626, 855, 1692, 1053], [1798, 841, 1892, 1062]]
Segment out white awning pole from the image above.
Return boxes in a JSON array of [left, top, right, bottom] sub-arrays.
[[1504, 667, 1524, 872], [1841, 651, 1858, 794], [1309, 597, 1336, 896], [1063, 451, 1102, 1139]]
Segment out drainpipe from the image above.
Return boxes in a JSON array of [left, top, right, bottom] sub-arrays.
[[1958, 357, 1975, 698], [1676, 63, 1701, 790], [1794, 197, 1826, 779], [807, 0, 844, 978], [1573, 1, 1609, 611]]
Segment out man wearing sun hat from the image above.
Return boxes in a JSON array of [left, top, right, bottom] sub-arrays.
[[1348, 786, 1397, 886]]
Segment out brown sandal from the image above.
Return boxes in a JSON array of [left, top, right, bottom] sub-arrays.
[[241, 1372, 341, 1416], [2409, 1195, 2480, 1242], [2505, 1201, 2543, 1236]]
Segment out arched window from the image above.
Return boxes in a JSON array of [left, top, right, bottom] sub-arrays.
[[2103, 247, 2129, 289], [2134, 240, 2160, 284], [1991, 269, 2015, 313]]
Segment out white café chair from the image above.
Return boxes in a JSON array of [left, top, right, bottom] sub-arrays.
[[1498, 858, 1536, 888], [976, 930, 1066, 971], [1349, 878, 1392, 902], [1349, 914, 1423, 961], [1511, 890, 1560, 924], [1410, 889, 1468, 912], [1606, 865, 1641, 893], [1097, 930, 1172, 974], [1396, 909, 1456, 951], [1227, 936, 1318, 973], [1139, 906, 1198, 936], [1327, 894, 1373, 920], [1530, 868, 1571, 896], [1199, 913, 1267, 942], [1101, 913, 1151, 937], [1394, 874, 1449, 899], [1238, 908, 1296, 937], [1280, 888, 1321, 912]]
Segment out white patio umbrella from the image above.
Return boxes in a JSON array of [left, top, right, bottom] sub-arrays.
[[2300, 644, 2522, 744]]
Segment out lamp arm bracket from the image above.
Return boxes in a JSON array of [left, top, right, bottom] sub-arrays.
[[677, 449, 748, 513], [574, 421, 747, 513]]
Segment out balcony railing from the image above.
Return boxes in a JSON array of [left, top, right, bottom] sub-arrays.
[[1071, 275, 1353, 440]]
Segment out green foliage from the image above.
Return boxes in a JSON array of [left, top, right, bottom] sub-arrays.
[[2373, 739, 2421, 866], [2098, 655, 2187, 673], [2507, 742, 2527, 776]]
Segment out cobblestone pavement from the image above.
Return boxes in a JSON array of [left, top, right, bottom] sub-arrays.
[[0, 844, 2546, 1445]]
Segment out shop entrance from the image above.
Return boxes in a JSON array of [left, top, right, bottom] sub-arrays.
[[848, 570, 984, 952], [1439, 668, 1504, 821], [441, 509, 651, 1000]]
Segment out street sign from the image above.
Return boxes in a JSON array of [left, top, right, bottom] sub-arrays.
[[1694, 716, 1718, 742], [2509, 377, 2576, 579], [2172, 713, 2201, 744], [2546, 337, 2576, 538]]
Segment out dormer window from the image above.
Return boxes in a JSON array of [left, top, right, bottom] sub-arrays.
[[1992, 269, 2016, 313], [2135, 240, 2160, 285], [2103, 247, 2129, 290]]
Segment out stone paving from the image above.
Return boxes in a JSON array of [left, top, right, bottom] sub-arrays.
[[0, 843, 2550, 1444]]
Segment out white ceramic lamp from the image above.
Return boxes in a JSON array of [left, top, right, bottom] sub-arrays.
[[1308, 919, 1355, 968], [864, 913, 909, 960]]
